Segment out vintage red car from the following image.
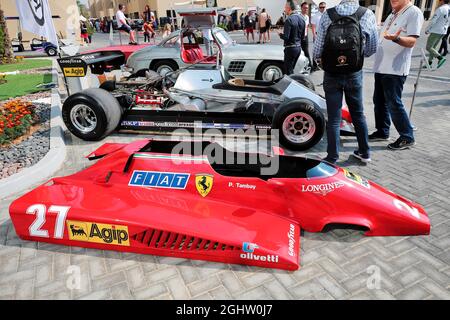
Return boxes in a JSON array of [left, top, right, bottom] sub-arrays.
[[9, 139, 430, 270]]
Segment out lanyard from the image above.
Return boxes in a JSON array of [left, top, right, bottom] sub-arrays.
[[384, 4, 412, 33]]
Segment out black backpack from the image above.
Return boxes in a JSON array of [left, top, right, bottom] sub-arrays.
[[321, 6, 367, 74]]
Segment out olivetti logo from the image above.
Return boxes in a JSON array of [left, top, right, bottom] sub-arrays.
[[27, 0, 45, 26]]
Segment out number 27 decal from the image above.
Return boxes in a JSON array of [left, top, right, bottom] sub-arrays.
[[26, 204, 70, 238]]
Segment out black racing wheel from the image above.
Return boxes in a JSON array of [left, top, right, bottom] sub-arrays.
[[272, 99, 325, 151], [62, 88, 122, 141]]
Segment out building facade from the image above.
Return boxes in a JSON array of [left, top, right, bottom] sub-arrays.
[[1, 0, 81, 45], [88, 0, 440, 24]]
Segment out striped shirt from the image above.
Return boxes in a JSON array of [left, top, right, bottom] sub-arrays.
[[313, 0, 378, 59]]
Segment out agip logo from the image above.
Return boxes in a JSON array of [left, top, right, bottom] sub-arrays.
[[63, 67, 86, 77], [67, 220, 129, 246], [195, 174, 213, 197]]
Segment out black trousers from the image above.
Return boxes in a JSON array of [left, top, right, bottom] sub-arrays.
[[439, 28, 450, 56], [284, 46, 301, 75], [301, 37, 311, 68]]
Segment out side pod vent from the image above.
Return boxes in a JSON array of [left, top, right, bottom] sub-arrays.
[[133, 229, 241, 251]]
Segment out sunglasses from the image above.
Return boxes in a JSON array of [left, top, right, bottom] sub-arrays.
[[319, 6, 326, 9]]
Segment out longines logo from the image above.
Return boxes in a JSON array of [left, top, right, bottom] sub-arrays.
[[27, 0, 45, 26]]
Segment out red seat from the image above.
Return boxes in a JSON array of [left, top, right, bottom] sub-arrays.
[[182, 44, 204, 63], [181, 44, 216, 64]]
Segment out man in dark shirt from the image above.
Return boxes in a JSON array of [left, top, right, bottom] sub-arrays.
[[278, 0, 305, 75], [244, 11, 256, 42]]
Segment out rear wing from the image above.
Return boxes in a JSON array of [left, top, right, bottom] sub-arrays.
[[57, 51, 125, 77]]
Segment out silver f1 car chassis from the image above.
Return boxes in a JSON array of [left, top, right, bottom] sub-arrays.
[[58, 51, 335, 151]]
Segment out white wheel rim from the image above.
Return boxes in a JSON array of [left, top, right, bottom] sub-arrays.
[[70, 104, 97, 133], [157, 65, 173, 76], [282, 112, 316, 144], [262, 65, 283, 81]]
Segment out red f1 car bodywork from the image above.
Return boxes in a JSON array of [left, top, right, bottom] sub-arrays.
[[9, 140, 430, 270]]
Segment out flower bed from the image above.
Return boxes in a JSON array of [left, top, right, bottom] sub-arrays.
[[0, 99, 34, 145], [0, 99, 50, 179]]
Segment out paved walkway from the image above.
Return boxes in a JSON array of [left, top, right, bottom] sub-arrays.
[[1, 30, 449, 300]]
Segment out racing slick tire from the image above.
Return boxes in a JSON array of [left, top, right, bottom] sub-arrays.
[[289, 74, 315, 91], [272, 99, 325, 151], [152, 60, 179, 76], [256, 61, 285, 81], [62, 88, 122, 141], [98, 81, 132, 109]]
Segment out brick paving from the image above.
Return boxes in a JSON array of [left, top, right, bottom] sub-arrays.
[[1, 31, 449, 300]]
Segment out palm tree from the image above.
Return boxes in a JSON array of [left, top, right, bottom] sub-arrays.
[[0, 6, 14, 64]]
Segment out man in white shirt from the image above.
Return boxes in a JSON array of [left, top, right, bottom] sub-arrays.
[[425, 0, 449, 68], [369, 0, 424, 150], [299, 2, 311, 69], [116, 4, 137, 45], [311, 2, 326, 42], [310, 2, 326, 70]]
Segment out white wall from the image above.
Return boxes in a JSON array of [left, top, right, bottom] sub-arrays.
[[255, 0, 285, 20]]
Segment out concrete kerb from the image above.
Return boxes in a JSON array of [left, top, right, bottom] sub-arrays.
[[0, 59, 67, 200]]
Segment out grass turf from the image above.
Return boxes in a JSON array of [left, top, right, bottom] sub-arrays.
[[0, 73, 52, 100], [0, 59, 52, 73]]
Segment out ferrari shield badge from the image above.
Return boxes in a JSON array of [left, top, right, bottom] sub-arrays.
[[196, 174, 214, 197], [343, 169, 370, 189]]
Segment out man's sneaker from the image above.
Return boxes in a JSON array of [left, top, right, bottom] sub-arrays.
[[388, 138, 416, 150], [351, 151, 371, 163], [437, 56, 447, 69], [368, 131, 389, 141]]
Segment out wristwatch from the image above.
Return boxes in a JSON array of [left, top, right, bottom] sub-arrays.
[[392, 36, 401, 43]]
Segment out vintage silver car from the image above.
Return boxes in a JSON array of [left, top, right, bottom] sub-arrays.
[[126, 27, 310, 81]]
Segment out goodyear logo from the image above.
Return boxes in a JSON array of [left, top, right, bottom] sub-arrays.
[[129, 171, 190, 189], [63, 67, 86, 77], [67, 220, 129, 246]]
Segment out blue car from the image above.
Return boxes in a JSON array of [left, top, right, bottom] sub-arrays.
[[30, 38, 58, 56]]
